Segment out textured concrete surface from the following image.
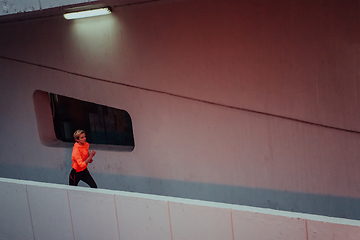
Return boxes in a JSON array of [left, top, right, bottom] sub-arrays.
[[0, 0, 97, 16]]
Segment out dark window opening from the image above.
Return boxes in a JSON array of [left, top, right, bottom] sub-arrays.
[[49, 93, 134, 148]]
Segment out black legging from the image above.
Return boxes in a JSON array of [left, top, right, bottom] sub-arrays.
[[69, 168, 97, 188]]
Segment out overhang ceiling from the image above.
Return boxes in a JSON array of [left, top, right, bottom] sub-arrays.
[[0, 0, 155, 22]]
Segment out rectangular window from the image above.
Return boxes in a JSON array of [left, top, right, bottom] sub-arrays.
[[33, 90, 134, 151]]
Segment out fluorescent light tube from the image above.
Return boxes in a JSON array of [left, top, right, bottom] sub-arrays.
[[64, 8, 111, 20]]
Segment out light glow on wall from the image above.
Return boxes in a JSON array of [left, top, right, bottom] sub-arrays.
[[64, 8, 111, 20]]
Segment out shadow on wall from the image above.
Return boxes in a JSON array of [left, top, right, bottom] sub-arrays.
[[0, 163, 359, 221]]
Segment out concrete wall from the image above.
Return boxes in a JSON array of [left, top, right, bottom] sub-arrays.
[[2, 177, 360, 240], [1, 0, 360, 219]]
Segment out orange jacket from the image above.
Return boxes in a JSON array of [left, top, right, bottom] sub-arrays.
[[71, 142, 89, 172]]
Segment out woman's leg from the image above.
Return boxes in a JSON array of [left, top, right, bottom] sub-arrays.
[[69, 169, 80, 186], [81, 168, 98, 188]]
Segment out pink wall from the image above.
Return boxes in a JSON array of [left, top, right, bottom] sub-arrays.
[[0, 0, 360, 218]]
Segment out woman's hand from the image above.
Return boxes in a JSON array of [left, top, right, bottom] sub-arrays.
[[86, 150, 96, 164], [89, 150, 96, 158]]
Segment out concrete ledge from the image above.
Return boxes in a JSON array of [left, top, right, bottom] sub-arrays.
[[1, 177, 360, 240], [0, 0, 97, 16]]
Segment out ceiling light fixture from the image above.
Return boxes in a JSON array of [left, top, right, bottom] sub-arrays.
[[64, 7, 111, 20]]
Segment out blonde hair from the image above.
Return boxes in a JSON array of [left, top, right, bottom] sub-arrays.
[[73, 129, 85, 141]]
